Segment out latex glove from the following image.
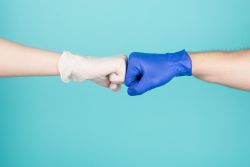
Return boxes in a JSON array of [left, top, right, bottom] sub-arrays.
[[59, 51, 127, 91], [125, 50, 192, 96]]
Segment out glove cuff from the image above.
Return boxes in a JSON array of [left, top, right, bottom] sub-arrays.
[[174, 49, 192, 76], [58, 51, 74, 83]]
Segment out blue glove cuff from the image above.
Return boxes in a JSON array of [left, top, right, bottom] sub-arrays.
[[167, 49, 192, 77]]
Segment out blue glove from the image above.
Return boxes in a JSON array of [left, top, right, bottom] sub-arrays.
[[125, 50, 192, 96]]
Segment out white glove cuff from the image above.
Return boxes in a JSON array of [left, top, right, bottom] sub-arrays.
[[58, 51, 74, 83]]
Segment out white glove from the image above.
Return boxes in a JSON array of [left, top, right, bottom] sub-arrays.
[[58, 51, 127, 91]]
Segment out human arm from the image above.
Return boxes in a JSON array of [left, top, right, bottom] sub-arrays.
[[125, 49, 250, 96], [190, 50, 250, 91], [0, 38, 60, 76], [0, 38, 127, 91]]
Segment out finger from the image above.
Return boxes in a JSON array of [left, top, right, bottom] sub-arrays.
[[112, 84, 121, 92], [109, 73, 124, 84], [109, 83, 118, 91], [109, 55, 127, 84], [109, 65, 126, 84], [91, 76, 111, 88]]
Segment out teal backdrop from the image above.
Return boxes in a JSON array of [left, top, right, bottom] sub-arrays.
[[0, 0, 250, 167]]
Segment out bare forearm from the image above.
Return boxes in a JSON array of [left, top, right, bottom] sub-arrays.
[[189, 50, 250, 90], [0, 38, 60, 77]]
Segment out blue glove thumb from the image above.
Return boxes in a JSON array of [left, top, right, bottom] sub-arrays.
[[125, 50, 192, 96]]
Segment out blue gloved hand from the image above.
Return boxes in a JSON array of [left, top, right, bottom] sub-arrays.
[[125, 50, 192, 96]]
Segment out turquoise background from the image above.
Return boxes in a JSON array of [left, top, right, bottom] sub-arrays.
[[0, 0, 250, 166]]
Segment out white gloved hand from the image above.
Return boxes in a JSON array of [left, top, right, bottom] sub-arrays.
[[58, 51, 127, 91]]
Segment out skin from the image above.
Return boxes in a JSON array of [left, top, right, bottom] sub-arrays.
[[0, 38, 122, 91], [0, 38, 60, 76], [190, 50, 250, 91], [0, 38, 249, 91]]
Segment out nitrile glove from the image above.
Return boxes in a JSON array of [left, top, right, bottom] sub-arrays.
[[125, 50, 192, 96]]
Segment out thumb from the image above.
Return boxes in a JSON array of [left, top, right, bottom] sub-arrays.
[[109, 72, 124, 84]]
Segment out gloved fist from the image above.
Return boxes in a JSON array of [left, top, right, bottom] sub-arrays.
[[125, 50, 192, 96], [59, 51, 127, 91]]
